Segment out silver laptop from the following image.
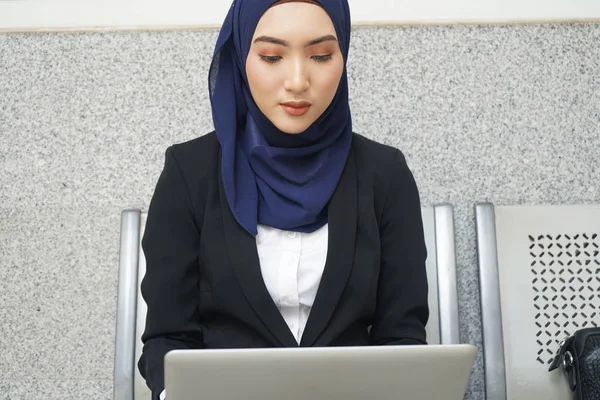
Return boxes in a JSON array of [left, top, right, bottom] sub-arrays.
[[164, 344, 477, 400]]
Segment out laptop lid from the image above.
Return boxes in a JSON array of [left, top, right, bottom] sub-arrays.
[[164, 344, 477, 400]]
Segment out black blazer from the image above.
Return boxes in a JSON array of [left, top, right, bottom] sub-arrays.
[[138, 132, 429, 399]]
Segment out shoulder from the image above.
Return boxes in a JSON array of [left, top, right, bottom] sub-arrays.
[[351, 132, 412, 185], [170, 131, 219, 163], [155, 132, 220, 212], [167, 131, 220, 180], [351, 132, 403, 159], [351, 134, 422, 226]]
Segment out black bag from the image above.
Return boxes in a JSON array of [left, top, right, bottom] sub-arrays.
[[548, 327, 600, 400]]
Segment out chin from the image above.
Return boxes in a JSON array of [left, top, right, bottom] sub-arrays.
[[274, 121, 311, 135]]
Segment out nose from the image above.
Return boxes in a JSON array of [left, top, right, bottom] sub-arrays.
[[283, 58, 310, 94]]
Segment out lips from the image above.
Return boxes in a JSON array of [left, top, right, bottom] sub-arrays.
[[281, 101, 311, 108], [281, 101, 311, 116]]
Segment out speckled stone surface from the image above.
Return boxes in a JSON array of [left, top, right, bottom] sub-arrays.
[[0, 31, 218, 209], [0, 207, 119, 381], [0, 382, 9, 400], [1, 24, 600, 400], [7, 380, 112, 399]]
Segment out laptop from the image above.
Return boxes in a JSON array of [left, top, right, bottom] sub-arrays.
[[164, 344, 477, 400]]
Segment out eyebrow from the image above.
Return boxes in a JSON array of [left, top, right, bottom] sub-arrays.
[[253, 34, 338, 47]]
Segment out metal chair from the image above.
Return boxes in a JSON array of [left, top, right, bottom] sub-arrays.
[[476, 202, 600, 400], [421, 204, 461, 345], [114, 210, 151, 400], [113, 204, 461, 399]]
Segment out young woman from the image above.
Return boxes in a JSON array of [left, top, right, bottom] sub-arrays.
[[138, 1, 429, 399]]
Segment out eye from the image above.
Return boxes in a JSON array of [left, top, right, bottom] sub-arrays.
[[259, 55, 282, 64], [312, 54, 333, 63]]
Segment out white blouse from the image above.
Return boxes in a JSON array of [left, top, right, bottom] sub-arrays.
[[160, 224, 328, 400], [256, 223, 329, 343]]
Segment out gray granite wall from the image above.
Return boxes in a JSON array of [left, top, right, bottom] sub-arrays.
[[1, 24, 599, 399]]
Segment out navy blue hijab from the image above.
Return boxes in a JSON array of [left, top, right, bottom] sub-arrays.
[[209, 0, 352, 237]]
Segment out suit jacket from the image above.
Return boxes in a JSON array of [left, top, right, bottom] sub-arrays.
[[138, 132, 429, 399]]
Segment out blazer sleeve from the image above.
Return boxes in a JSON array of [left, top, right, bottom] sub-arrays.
[[137, 146, 205, 400], [369, 149, 429, 346]]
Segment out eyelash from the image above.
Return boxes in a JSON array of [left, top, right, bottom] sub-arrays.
[[259, 54, 333, 64]]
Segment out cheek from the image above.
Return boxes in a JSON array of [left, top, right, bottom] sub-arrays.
[[247, 59, 277, 97], [314, 61, 344, 98]]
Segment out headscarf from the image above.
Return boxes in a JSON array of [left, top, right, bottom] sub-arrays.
[[209, 0, 352, 236]]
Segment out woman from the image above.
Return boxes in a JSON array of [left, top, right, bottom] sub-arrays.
[[138, 0, 429, 399]]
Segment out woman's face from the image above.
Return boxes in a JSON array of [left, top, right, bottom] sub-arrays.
[[246, 2, 344, 135]]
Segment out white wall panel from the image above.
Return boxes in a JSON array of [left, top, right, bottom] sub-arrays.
[[1, 0, 600, 31]]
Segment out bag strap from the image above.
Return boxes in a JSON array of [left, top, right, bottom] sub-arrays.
[[549, 336, 577, 391]]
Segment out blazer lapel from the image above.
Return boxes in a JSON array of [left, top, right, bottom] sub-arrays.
[[217, 161, 298, 347], [300, 147, 358, 346]]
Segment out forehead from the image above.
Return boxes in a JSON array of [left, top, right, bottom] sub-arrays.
[[253, 2, 336, 37]]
